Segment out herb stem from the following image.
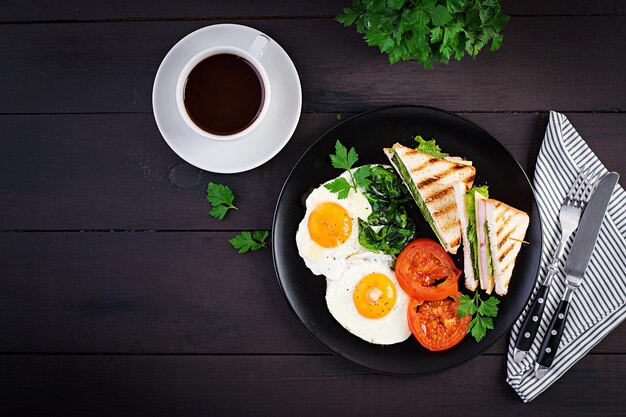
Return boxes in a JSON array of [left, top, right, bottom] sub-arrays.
[[347, 169, 358, 192]]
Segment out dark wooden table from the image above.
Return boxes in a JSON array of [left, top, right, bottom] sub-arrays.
[[1, 1, 625, 416]]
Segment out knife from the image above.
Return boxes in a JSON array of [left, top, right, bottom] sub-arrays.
[[534, 172, 619, 379]]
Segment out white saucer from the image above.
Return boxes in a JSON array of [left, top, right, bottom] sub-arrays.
[[153, 24, 302, 173]]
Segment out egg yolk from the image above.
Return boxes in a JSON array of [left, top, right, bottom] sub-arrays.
[[307, 202, 352, 248], [353, 273, 397, 319]]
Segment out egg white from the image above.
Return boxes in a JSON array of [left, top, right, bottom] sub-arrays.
[[325, 252, 411, 345], [295, 170, 372, 281]]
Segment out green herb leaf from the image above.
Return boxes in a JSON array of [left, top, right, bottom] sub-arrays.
[[353, 165, 372, 189], [336, 0, 509, 69], [388, 0, 406, 11], [478, 296, 500, 317], [356, 165, 416, 255], [324, 177, 353, 199], [457, 294, 478, 317], [336, 7, 360, 26], [207, 182, 237, 219], [329, 140, 359, 171], [358, 219, 415, 255], [325, 140, 371, 198], [446, 0, 466, 14], [469, 315, 494, 342], [458, 290, 499, 342], [415, 135, 449, 158], [336, 113, 343, 120], [228, 230, 269, 254], [209, 205, 230, 220], [429, 5, 452, 26]]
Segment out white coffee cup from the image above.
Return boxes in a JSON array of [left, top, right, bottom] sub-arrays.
[[176, 34, 271, 141]]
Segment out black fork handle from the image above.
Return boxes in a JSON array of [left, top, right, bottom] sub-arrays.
[[515, 284, 551, 354]]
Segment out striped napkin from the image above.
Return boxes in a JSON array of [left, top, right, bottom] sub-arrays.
[[506, 111, 626, 402]]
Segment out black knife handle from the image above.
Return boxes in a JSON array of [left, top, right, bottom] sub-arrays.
[[515, 284, 551, 352], [536, 299, 570, 369]]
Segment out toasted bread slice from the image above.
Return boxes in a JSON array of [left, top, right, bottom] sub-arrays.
[[426, 185, 462, 254], [384, 144, 475, 254], [446, 156, 473, 166], [390, 143, 476, 195], [485, 199, 530, 296]]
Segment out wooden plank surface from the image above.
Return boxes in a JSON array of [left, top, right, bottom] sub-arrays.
[[1, 112, 623, 230], [1, 17, 625, 114], [1, 231, 623, 354], [1, 1, 625, 414], [1, 0, 624, 22], [2, 355, 625, 417]]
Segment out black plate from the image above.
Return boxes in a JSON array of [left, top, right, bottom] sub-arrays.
[[272, 105, 542, 375]]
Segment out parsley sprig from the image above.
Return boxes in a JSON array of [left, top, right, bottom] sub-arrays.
[[207, 182, 238, 220], [457, 291, 500, 342], [324, 140, 371, 198], [229, 231, 269, 253], [337, 0, 509, 69]]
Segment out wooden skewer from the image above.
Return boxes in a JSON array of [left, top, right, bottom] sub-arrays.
[[508, 237, 529, 245]]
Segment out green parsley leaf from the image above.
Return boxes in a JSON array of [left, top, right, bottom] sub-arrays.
[[478, 296, 500, 317], [336, 0, 509, 69], [325, 140, 371, 198], [336, 113, 343, 120], [209, 205, 230, 220], [228, 230, 269, 254], [324, 177, 353, 199], [353, 165, 372, 189], [446, 0, 466, 14], [329, 140, 359, 171], [207, 182, 237, 220], [415, 135, 449, 158], [457, 291, 500, 342], [336, 7, 360, 26], [457, 294, 478, 317], [469, 315, 494, 342], [429, 5, 452, 26], [388, 0, 406, 11]]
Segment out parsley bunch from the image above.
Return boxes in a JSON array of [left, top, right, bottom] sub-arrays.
[[337, 0, 509, 69], [457, 291, 500, 342]]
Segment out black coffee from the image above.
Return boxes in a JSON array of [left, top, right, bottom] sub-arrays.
[[183, 53, 264, 135]]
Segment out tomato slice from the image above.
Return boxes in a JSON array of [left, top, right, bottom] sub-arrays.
[[407, 295, 471, 351], [395, 238, 461, 300]]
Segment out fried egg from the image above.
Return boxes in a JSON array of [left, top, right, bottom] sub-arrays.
[[325, 252, 411, 345], [295, 170, 372, 280]]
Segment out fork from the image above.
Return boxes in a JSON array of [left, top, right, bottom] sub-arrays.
[[513, 168, 596, 363]]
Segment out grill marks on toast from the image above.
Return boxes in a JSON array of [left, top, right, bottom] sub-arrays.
[[410, 157, 438, 173], [416, 164, 470, 189], [497, 228, 515, 250], [498, 244, 515, 263], [415, 160, 476, 198], [428, 186, 461, 240], [432, 202, 457, 217], [488, 199, 530, 295], [425, 187, 451, 203], [389, 143, 477, 255]]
